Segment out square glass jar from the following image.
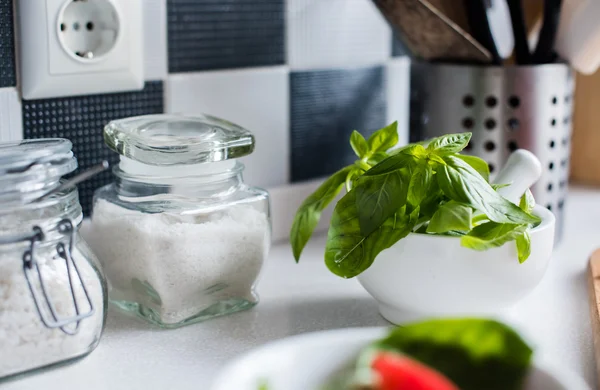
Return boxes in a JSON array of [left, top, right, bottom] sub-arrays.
[[87, 114, 271, 328]]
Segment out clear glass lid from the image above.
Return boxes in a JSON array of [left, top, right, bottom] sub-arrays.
[[0, 138, 77, 204], [103, 114, 255, 166]]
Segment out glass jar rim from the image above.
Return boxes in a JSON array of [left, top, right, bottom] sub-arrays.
[[0, 186, 83, 249], [0, 139, 78, 205], [103, 114, 256, 166]]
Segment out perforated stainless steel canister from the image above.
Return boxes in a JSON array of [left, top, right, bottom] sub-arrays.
[[409, 62, 575, 243]]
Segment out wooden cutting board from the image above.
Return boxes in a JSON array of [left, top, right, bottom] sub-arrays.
[[587, 249, 600, 383]]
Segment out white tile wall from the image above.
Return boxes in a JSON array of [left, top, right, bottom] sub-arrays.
[[0, 88, 22, 141], [143, 0, 168, 81], [166, 66, 290, 188], [386, 57, 411, 147], [287, 0, 392, 70]]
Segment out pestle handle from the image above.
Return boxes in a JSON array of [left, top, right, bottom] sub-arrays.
[[491, 149, 542, 205]]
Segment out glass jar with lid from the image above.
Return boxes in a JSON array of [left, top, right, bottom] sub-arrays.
[[0, 139, 107, 380], [87, 114, 271, 328]]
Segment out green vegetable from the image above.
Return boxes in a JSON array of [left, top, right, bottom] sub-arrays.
[[290, 166, 353, 262], [456, 154, 490, 182], [290, 123, 402, 263], [437, 156, 539, 225], [520, 189, 535, 214], [290, 124, 541, 278], [516, 231, 532, 264], [373, 318, 533, 390], [418, 179, 444, 219], [461, 222, 528, 251], [366, 121, 399, 154], [350, 130, 369, 159], [515, 190, 536, 262], [363, 149, 417, 177], [325, 190, 418, 278], [344, 167, 361, 192], [427, 201, 473, 234], [354, 170, 409, 236], [491, 183, 511, 191], [407, 164, 433, 206], [367, 151, 388, 166], [426, 132, 472, 155]]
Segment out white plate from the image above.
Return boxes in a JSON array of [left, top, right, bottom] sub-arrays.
[[211, 327, 590, 390]]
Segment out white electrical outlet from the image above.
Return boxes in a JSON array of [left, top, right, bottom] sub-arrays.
[[17, 0, 144, 99]]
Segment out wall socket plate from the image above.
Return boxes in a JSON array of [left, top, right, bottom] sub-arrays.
[[17, 0, 144, 99]]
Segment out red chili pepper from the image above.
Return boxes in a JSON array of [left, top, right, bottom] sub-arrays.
[[371, 351, 459, 390]]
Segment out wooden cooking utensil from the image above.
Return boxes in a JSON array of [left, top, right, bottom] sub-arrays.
[[373, 0, 492, 63], [587, 249, 600, 384], [427, 0, 471, 32]]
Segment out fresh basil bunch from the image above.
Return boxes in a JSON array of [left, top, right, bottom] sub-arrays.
[[290, 122, 541, 278]]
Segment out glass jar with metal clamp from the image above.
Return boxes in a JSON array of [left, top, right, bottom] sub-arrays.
[[0, 139, 107, 380]]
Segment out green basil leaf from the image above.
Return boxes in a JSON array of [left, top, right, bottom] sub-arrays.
[[325, 191, 418, 278], [350, 130, 369, 159], [471, 213, 490, 226], [407, 164, 433, 206], [387, 142, 421, 157], [460, 221, 528, 251], [427, 153, 446, 165], [519, 189, 535, 214], [355, 170, 409, 236], [491, 183, 511, 191], [363, 148, 418, 177], [405, 144, 428, 158], [367, 121, 399, 154], [415, 223, 429, 234], [441, 230, 468, 237], [290, 166, 353, 261], [376, 318, 532, 390], [367, 151, 389, 166], [417, 179, 445, 218], [427, 201, 472, 233], [437, 156, 540, 225], [516, 231, 531, 263], [426, 132, 472, 155], [345, 167, 362, 191], [456, 154, 490, 182]]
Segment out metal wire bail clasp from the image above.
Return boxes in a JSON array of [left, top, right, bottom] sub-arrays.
[[23, 219, 95, 335]]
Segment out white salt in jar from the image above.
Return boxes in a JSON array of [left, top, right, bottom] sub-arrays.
[[0, 139, 107, 380], [87, 114, 271, 328]]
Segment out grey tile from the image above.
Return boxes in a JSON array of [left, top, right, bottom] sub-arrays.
[[167, 0, 285, 72], [22, 82, 164, 215], [0, 0, 16, 87], [290, 66, 386, 182]]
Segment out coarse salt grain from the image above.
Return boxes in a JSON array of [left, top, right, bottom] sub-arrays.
[[0, 244, 104, 378], [87, 199, 270, 324]]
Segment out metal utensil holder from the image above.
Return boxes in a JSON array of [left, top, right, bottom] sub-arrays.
[[409, 62, 575, 243]]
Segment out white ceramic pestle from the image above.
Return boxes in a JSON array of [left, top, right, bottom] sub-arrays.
[[492, 149, 542, 205]]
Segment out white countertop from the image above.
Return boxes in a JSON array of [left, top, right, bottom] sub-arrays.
[[4, 187, 600, 390]]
